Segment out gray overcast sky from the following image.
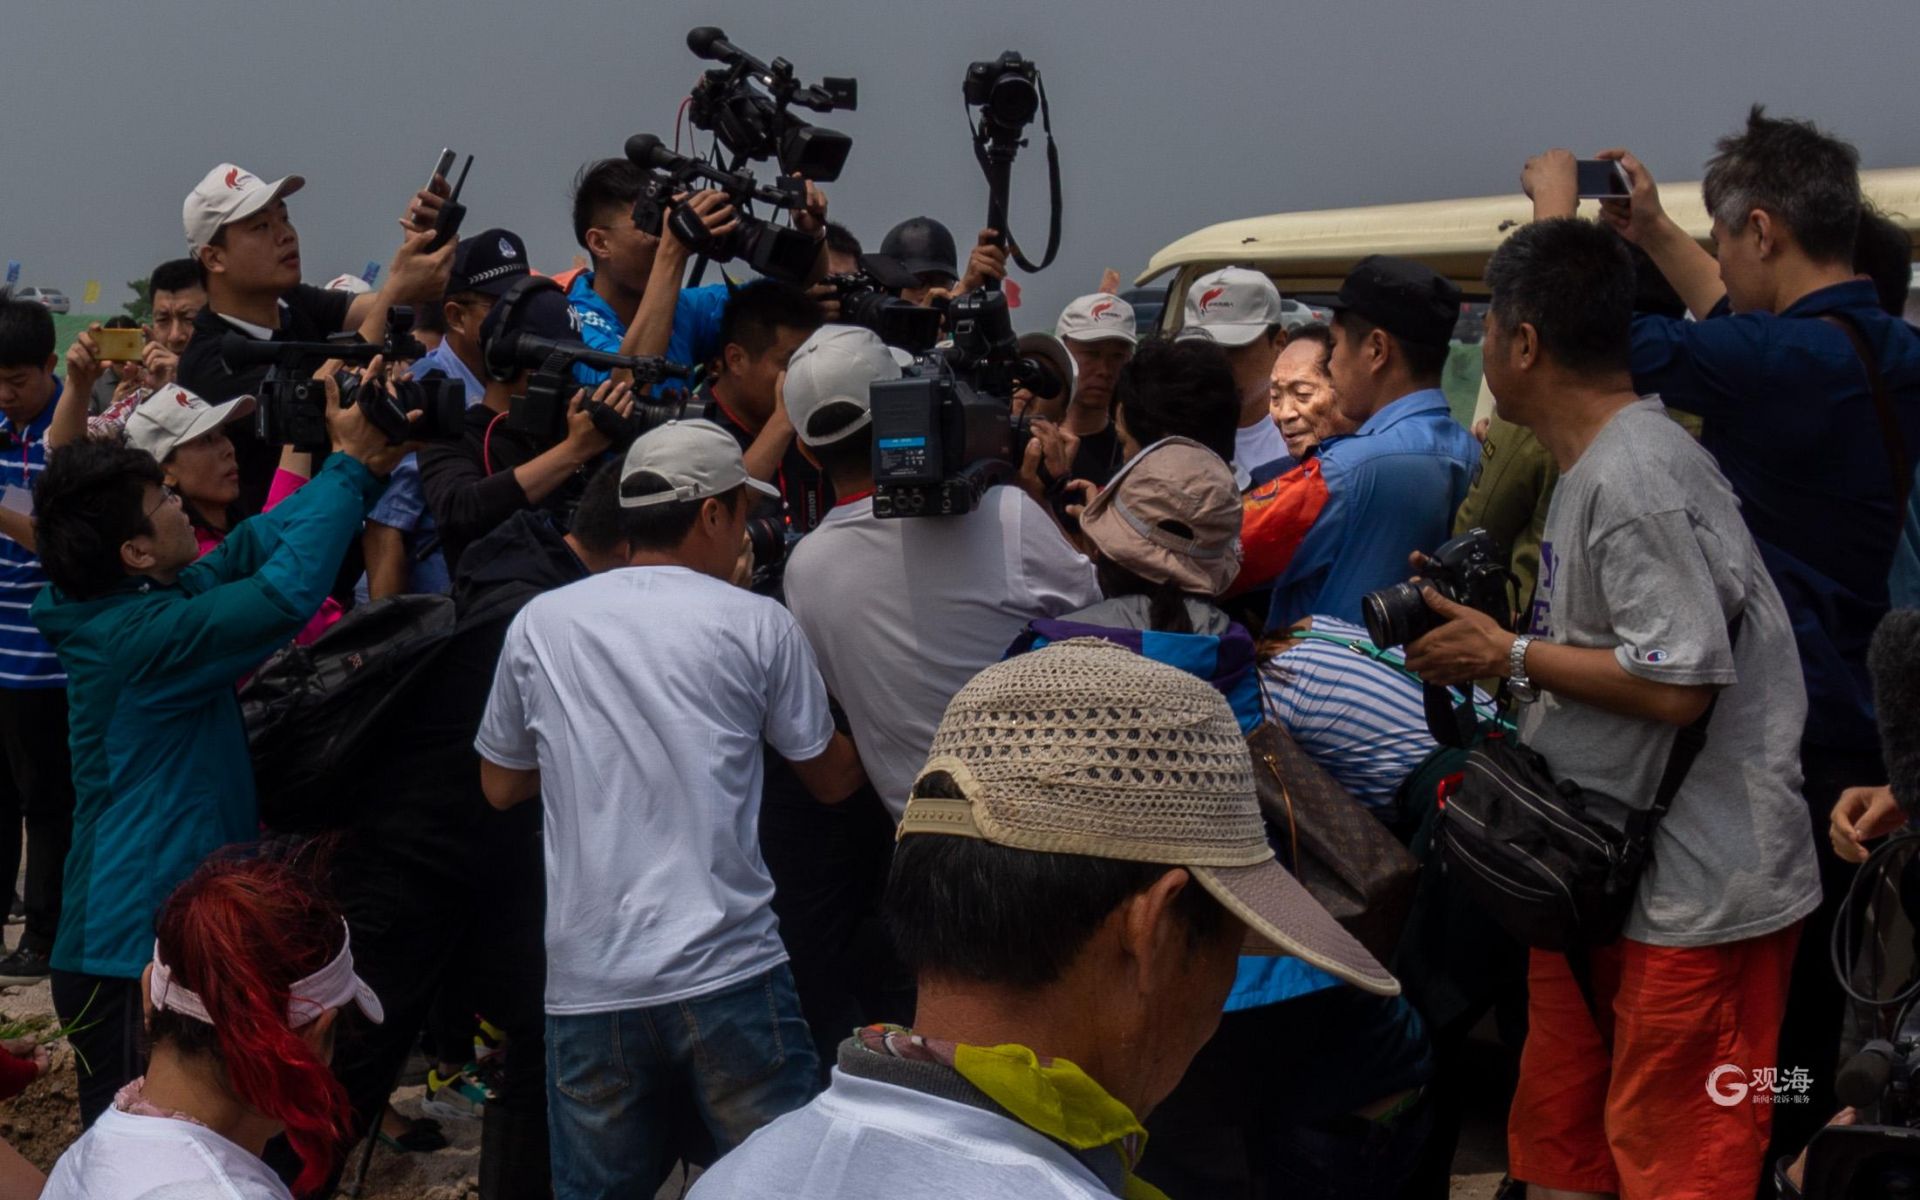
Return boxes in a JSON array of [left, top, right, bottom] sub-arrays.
[[4, 0, 1916, 323]]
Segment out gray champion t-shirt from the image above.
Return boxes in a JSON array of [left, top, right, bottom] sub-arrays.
[[1519, 397, 1821, 947]]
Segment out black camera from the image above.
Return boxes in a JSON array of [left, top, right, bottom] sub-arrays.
[[868, 287, 1064, 519], [219, 308, 465, 453], [626, 135, 823, 286], [964, 52, 1041, 138], [1795, 989, 1920, 1197], [685, 27, 855, 181], [1362, 528, 1514, 648], [485, 329, 689, 451], [824, 254, 945, 353]]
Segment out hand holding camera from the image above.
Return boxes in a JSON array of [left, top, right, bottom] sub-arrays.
[[324, 356, 419, 478], [563, 378, 637, 462], [958, 228, 1009, 294]]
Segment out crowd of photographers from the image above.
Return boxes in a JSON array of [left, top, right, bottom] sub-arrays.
[[0, 79, 1911, 1200]]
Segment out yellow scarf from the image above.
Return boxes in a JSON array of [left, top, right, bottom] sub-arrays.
[[952, 1042, 1169, 1200]]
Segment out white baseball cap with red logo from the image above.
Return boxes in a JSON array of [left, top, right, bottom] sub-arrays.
[[1180, 267, 1283, 347], [1055, 294, 1138, 346], [183, 163, 306, 256], [125, 384, 258, 464]]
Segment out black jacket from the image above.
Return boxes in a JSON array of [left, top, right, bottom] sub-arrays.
[[344, 511, 586, 883], [419, 404, 590, 578]]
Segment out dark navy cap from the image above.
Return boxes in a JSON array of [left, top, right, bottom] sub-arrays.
[[450, 228, 531, 297], [1327, 256, 1462, 349]]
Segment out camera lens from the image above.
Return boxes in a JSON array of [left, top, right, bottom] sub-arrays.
[[1361, 581, 1433, 649]]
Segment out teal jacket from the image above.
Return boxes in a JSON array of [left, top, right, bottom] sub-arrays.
[[32, 455, 386, 977]]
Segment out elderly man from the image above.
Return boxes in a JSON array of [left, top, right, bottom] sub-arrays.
[[690, 639, 1395, 1198], [1268, 323, 1355, 461]]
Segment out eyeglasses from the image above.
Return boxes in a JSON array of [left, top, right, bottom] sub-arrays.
[[143, 487, 182, 521]]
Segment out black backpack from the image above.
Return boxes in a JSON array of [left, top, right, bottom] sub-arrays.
[[241, 594, 460, 832]]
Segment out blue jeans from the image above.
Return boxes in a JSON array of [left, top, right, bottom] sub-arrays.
[[545, 965, 820, 1199]]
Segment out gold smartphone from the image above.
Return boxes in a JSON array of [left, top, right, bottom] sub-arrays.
[[94, 327, 144, 363]]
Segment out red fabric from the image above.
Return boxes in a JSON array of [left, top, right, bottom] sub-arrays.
[[1508, 922, 1801, 1200], [1229, 457, 1328, 595], [0, 1047, 37, 1102], [199, 469, 342, 648]]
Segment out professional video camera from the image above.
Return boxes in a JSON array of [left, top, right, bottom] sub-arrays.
[[869, 285, 1065, 518], [623, 29, 856, 287], [625, 135, 822, 286], [218, 308, 464, 452], [483, 327, 690, 451], [822, 254, 946, 353], [865, 49, 1065, 519], [685, 26, 855, 181]]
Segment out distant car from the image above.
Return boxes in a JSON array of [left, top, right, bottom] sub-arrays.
[[14, 287, 70, 314], [1279, 297, 1332, 331]]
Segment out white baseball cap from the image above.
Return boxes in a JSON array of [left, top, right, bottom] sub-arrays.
[[125, 385, 257, 464], [1180, 267, 1283, 347], [618, 419, 779, 509], [183, 163, 306, 255], [782, 324, 902, 448], [324, 273, 372, 294], [1055, 294, 1138, 345]]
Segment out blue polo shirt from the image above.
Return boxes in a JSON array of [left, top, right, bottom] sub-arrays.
[[0, 385, 63, 689], [1268, 388, 1479, 630], [1631, 280, 1920, 751], [565, 273, 730, 387]]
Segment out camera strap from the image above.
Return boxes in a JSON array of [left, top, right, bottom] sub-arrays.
[[969, 75, 1062, 273]]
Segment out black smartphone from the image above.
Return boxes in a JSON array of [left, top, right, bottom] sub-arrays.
[[424, 152, 473, 252], [1576, 159, 1630, 199]]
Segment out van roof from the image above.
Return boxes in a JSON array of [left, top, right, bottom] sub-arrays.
[[1137, 166, 1920, 294]]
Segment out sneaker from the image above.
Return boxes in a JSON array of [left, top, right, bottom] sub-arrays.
[[420, 1066, 493, 1121], [0, 946, 50, 986], [473, 1018, 508, 1066]]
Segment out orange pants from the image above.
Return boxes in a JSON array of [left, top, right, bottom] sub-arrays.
[[1508, 922, 1802, 1199]]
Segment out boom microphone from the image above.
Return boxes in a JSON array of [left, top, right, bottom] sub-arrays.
[[687, 26, 737, 62], [485, 332, 688, 382], [1870, 609, 1920, 814], [624, 134, 673, 171], [1837, 1039, 1898, 1110]]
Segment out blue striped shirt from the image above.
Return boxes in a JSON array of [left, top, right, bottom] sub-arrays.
[[0, 384, 62, 688], [1261, 615, 1484, 810]]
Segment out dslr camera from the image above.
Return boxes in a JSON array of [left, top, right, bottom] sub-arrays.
[[218, 307, 465, 453], [1362, 528, 1513, 648], [626, 137, 822, 286]]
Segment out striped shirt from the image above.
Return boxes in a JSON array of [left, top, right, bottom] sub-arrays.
[[1260, 615, 1483, 810], [0, 383, 63, 688]]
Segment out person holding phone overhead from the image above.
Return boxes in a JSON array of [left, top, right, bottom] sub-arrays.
[[174, 156, 457, 513]]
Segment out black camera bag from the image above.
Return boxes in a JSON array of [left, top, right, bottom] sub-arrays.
[[1437, 616, 1738, 952]]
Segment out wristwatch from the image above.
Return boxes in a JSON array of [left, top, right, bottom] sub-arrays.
[[1507, 635, 1539, 702]]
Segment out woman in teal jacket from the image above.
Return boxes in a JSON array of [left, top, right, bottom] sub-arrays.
[[28, 379, 402, 1125]]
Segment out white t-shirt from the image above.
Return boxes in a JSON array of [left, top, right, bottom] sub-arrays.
[[688, 1069, 1114, 1199], [43, 1105, 292, 1199], [783, 487, 1100, 819], [1235, 417, 1291, 479], [476, 565, 835, 1014]]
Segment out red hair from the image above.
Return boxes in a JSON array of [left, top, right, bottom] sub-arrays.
[[151, 855, 352, 1196]]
